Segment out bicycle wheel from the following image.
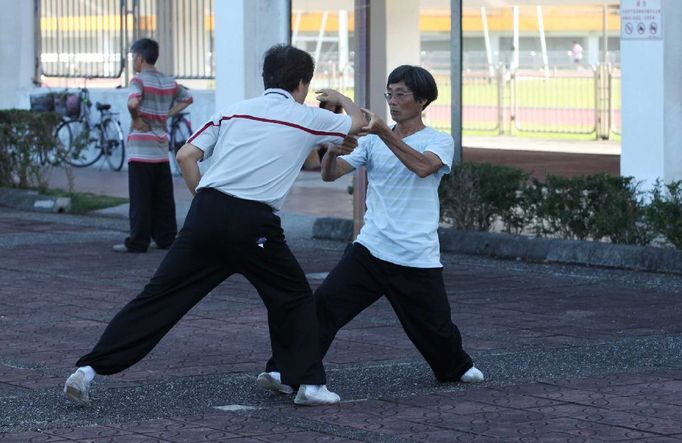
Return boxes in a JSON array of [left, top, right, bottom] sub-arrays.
[[102, 118, 126, 171], [58, 119, 102, 167], [50, 119, 73, 165], [169, 116, 192, 175]]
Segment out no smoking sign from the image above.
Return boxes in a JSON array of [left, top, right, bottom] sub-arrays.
[[621, 0, 662, 40]]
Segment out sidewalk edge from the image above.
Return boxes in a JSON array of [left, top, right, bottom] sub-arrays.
[[0, 188, 71, 213], [313, 217, 682, 275]]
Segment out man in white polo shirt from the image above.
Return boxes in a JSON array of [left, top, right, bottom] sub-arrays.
[[258, 66, 483, 395], [64, 44, 366, 407]]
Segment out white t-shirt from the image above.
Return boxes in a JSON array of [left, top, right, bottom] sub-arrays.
[[340, 127, 454, 268], [188, 88, 351, 211]]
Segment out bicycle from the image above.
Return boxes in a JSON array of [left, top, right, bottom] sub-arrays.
[[168, 112, 193, 176], [54, 88, 126, 171]]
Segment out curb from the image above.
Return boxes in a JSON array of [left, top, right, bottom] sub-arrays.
[[313, 217, 682, 275], [0, 188, 71, 213]]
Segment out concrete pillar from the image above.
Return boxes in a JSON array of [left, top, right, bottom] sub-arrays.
[[586, 34, 599, 66], [367, 0, 420, 121], [490, 33, 501, 65], [214, 0, 290, 112], [155, 2, 175, 76], [0, 0, 35, 109], [621, 0, 682, 186]]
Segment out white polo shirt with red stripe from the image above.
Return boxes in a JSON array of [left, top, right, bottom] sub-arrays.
[[188, 88, 351, 211]]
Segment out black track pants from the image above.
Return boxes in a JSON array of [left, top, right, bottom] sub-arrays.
[[78, 188, 326, 386]]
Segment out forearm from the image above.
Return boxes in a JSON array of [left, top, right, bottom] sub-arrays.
[[320, 151, 341, 181], [377, 128, 437, 178], [128, 106, 140, 120], [179, 160, 201, 195], [321, 151, 354, 182], [168, 101, 190, 118], [176, 143, 204, 195], [128, 97, 141, 120], [336, 95, 365, 135]]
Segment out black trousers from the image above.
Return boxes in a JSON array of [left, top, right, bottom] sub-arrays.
[[77, 188, 326, 386], [125, 161, 177, 252], [267, 243, 473, 382]]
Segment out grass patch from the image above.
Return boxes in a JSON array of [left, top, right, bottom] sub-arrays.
[[42, 188, 128, 214]]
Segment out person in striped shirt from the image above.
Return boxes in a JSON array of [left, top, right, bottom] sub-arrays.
[[113, 38, 193, 253]]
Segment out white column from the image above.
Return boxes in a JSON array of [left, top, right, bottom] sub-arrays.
[[621, 0, 682, 186], [586, 34, 599, 66], [0, 0, 35, 109], [214, 0, 289, 113], [155, 3, 175, 75], [368, 0, 420, 121]]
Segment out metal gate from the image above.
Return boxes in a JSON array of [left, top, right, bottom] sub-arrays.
[[511, 68, 598, 136], [36, 0, 214, 80], [37, 0, 127, 78]]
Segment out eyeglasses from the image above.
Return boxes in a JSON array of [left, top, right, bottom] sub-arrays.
[[383, 91, 414, 101]]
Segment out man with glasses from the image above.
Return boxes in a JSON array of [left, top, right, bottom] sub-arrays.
[[257, 65, 483, 395]]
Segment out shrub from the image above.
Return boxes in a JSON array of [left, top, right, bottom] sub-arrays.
[[530, 175, 591, 239], [645, 180, 682, 248], [0, 110, 62, 190], [439, 162, 528, 232], [585, 174, 652, 245]]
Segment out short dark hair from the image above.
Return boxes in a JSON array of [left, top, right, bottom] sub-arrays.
[[130, 38, 159, 65], [262, 44, 315, 92], [386, 65, 438, 110]]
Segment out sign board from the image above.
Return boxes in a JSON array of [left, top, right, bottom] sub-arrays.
[[621, 0, 663, 40]]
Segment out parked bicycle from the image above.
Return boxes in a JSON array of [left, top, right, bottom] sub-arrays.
[[54, 88, 126, 171], [168, 112, 193, 176]]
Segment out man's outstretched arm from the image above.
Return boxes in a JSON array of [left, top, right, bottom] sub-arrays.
[[176, 143, 204, 195], [320, 136, 356, 182], [359, 109, 443, 178], [315, 89, 365, 135]]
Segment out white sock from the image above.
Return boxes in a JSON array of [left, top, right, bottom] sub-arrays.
[[77, 366, 96, 383], [270, 371, 281, 382]]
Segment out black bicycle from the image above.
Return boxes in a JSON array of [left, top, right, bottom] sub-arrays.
[[54, 88, 126, 171], [168, 112, 193, 175]]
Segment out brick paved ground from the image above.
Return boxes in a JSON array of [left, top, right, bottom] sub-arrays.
[[1, 207, 682, 442]]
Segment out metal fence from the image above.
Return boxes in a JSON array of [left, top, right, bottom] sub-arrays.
[[424, 64, 621, 139], [37, 0, 127, 78], [512, 68, 598, 136], [36, 0, 214, 80], [131, 0, 214, 79]]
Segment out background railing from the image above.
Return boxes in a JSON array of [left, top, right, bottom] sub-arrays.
[[424, 64, 620, 139], [37, 0, 127, 78], [36, 0, 214, 80]]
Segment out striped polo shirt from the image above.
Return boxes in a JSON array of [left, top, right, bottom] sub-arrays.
[[340, 127, 455, 268], [188, 88, 351, 211], [127, 67, 193, 163]]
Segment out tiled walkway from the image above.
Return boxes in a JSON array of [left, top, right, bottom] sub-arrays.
[[1, 207, 681, 442]]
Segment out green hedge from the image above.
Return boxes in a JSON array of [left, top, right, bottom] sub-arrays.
[[0, 110, 62, 190], [439, 162, 682, 249]]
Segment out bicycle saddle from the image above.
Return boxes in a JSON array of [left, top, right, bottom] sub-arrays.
[[96, 102, 111, 111]]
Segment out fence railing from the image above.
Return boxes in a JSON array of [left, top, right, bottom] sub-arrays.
[[37, 0, 127, 78], [36, 0, 214, 80], [426, 64, 620, 139]]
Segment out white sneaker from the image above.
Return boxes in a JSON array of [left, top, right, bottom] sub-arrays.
[[294, 384, 340, 406], [64, 369, 91, 405], [256, 372, 294, 395], [460, 366, 485, 383]]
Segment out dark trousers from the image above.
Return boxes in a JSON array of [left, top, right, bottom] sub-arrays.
[[125, 161, 177, 252], [77, 188, 326, 386], [267, 243, 473, 382]]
